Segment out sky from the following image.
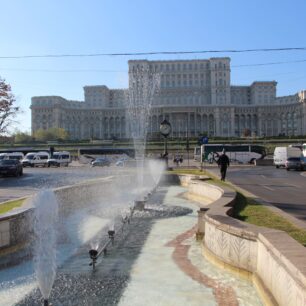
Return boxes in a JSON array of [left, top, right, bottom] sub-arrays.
[[1, 0, 306, 134]]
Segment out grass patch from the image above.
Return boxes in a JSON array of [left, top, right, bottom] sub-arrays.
[[0, 199, 25, 215], [168, 169, 207, 176], [168, 168, 306, 246], [232, 192, 306, 246]]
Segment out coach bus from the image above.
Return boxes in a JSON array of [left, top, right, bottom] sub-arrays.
[[194, 144, 266, 164]]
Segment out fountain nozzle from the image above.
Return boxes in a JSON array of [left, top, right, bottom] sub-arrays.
[[89, 249, 98, 260], [89, 249, 98, 268], [108, 230, 115, 240]]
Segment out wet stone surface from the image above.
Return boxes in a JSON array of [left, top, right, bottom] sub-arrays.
[[15, 205, 192, 306]]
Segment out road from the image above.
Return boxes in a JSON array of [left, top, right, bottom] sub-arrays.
[[209, 165, 306, 225], [0, 164, 117, 203], [3, 161, 306, 227]]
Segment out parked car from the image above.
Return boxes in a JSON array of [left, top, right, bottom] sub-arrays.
[[285, 157, 305, 171], [115, 156, 129, 166], [22, 152, 49, 167], [47, 151, 71, 167], [115, 159, 125, 167], [0, 152, 24, 161], [0, 159, 23, 177], [274, 146, 302, 168], [91, 158, 111, 167]]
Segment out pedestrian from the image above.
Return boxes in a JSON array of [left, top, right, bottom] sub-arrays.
[[173, 155, 179, 167], [179, 155, 183, 165], [207, 152, 213, 164], [217, 149, 230, 181]]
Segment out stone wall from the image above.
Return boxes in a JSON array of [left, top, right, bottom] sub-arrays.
[[0, 207, 33, 250], [0, 176, 115, 251]]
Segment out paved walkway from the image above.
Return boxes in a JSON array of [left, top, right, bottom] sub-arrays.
[[118, 185, 263, 306]]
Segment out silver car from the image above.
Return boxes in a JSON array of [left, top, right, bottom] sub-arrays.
[[285, 157, 305, 171], [91, 158, 111, 167]]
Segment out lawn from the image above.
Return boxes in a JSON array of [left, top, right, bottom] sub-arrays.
[[0, 199, 25, 215], [232, 192, 306, 246]]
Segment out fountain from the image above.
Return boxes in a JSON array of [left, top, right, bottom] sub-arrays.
[[124, 63, 161, 195], [32, 190, 58, 306]]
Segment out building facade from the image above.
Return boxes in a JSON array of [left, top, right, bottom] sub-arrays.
[[31, 58, 306, 139]]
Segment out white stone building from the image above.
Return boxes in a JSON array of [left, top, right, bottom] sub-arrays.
[[31, 58, 306, 139]]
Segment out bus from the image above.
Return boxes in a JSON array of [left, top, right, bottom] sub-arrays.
[[302, 144, 306, 160], [195, 144, 266, 164]]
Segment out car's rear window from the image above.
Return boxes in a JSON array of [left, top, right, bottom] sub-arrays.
[[287, 157, 301, 161]]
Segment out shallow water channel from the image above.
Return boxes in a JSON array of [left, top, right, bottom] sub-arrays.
[[0, 185, 263, 306]]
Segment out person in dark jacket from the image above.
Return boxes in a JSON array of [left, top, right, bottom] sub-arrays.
[[217, 149, 230, 181]]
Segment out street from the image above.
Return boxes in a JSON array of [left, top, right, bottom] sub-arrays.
[[0, 164, 117, 203]]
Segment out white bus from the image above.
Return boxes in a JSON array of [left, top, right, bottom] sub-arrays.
[[195, 144, 266, 164], [302, 144, 306, 160]]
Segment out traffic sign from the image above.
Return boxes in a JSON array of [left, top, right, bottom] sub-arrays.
[[202, 136, 209, 144]]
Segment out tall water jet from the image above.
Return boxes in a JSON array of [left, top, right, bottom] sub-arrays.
[[124, 62, 160, 194], [32, 190, 59, 305], [148, 159, 165, 188]]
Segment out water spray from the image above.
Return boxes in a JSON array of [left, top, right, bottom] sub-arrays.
[[88, 207, 135, 269]]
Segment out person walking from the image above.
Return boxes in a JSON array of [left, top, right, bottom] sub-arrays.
[[217, 149, 230, 181]]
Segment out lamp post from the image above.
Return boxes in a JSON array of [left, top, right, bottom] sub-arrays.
[[160, 119, 172, 169]]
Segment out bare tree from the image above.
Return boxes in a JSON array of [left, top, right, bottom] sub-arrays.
[[0, 77, 19, 134]]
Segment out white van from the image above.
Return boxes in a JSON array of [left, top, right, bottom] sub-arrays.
[[47, 151, 71, 167], [0, 152, 24, 161], [22, 152, 50, 167], [273, 147, 302, 168]]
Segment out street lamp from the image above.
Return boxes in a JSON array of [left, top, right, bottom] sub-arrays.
[[160, 119, 172, 169]]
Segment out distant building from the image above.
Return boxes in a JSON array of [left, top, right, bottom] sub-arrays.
[[31, 58, 306, 139]]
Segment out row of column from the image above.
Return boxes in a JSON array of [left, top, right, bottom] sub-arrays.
[[38, 106, 305, 139]]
